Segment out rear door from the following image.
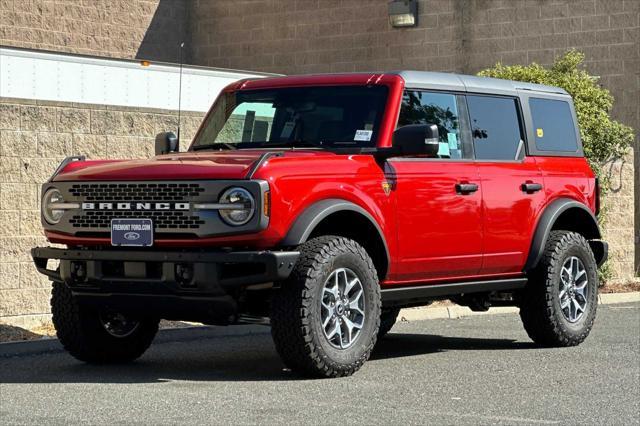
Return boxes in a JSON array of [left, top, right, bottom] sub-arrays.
[[466, 94, 546, 275], [390, 90, 483, 281]]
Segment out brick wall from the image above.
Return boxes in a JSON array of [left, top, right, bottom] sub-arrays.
[[0, 0, 189, 62], [190, 0, 638, 279], [190, 0, 638, 132], [0, 98, 203, 326]]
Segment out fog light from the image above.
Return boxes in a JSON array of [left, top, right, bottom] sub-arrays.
[[388, 0, 418, 28]]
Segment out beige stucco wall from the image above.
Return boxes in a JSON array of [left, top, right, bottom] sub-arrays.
[[0, 98, 203, 325]]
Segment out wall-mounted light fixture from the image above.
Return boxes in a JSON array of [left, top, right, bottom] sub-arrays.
[[388, 0, 418, 28]]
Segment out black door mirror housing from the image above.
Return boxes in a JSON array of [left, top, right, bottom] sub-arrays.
[[391, 124, 440, 157], [154, 132, 179, 156]]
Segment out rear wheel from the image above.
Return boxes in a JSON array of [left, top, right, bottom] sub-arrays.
[[270, 236, 381, 378], [51, 282, 159, 363], [519, 231, 598, 347]]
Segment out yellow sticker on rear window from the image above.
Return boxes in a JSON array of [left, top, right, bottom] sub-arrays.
[[536, 128, 544, 138]]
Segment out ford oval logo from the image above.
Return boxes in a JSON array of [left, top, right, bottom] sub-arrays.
[[124, 232, 140, 241]]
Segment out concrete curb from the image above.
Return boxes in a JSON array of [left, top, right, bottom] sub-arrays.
[[599, 292, 640, 304], [398, 291, 640, 322], [1, 292, 637, 358]]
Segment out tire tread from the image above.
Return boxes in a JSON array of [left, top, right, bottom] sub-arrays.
[[51, 282, 159, 363], [520, 231, 598, 347], [270, 236, 381, 377]]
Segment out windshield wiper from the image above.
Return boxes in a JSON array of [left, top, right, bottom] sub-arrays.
[[289, 139, 321, 149], [192, 140, 324, 151], [192, 143, 237, 151], [251, 140, 322, 149]]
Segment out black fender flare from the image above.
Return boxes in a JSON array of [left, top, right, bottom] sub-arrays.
[[524, 198, 603, 271], [281, 198, 390, 264]]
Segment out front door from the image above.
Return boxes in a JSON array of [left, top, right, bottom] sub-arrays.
[[390, 90, 483, 282]]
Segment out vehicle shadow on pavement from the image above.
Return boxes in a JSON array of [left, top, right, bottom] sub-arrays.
[[0, 332, 535, 384], [372, 333, 537, 361]]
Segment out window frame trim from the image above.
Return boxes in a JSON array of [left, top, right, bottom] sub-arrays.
[[463, 92, 529, 163], [191, 84, 391, 151], [394, 88, 583, 162], [396, 88, 474, 161], [519, 92, 584, 157]]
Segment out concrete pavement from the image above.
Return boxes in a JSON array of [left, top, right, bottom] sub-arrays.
[[1, 302, 638, 425]]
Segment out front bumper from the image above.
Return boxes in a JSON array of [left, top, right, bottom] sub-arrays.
[[31, 247, 299, 323]]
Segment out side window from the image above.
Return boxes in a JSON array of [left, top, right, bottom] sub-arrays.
[[529, 98, 578, 152], [466, 95, 524, 161], [398, 91, 464, 159]]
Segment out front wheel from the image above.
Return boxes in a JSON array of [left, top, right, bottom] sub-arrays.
[[270, 236, 381, 378], [519, 231, 598, 347], [51, 282, 159, 363]]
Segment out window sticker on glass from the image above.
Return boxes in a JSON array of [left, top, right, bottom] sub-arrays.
[[536, 128, 544, 138], [364, 123, 373, 131], [437, 142, 450, 157], [354, 129, 373, 141], [281, 121, 295, 138], [447, 133, 458, 149]]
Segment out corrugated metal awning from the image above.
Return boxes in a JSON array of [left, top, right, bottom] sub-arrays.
[[0, 47, 278, 112]]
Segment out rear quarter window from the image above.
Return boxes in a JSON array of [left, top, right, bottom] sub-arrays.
[[529, 98, 578, 152]]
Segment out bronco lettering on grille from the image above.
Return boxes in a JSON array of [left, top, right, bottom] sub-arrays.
[[81, 202, 190, 210]]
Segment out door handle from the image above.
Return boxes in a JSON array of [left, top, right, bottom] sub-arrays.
[[455, 182, 479, 195], [521, 182, 543, 194]]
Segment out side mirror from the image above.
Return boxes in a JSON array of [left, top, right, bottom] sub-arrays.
[[392, 124, 439, 157], [154, 132, 179, 155]]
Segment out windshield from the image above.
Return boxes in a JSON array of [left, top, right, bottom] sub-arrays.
[[191, 85, 389, 150]]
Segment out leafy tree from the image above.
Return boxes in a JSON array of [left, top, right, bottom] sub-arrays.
[[478, 50, 634, 185]]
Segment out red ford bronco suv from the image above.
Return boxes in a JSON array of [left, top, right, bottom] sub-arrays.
[[32, 71, 607, 377]]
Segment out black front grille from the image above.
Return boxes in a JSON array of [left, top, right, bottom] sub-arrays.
[[68, 182, 205, 202], [70, 211, 206, 230], [67, 182, 207, 230]]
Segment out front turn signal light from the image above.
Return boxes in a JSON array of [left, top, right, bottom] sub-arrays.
[[263, 191, 270, 217]]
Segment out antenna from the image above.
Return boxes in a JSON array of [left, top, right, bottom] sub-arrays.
[[177, 41, 185, 143]]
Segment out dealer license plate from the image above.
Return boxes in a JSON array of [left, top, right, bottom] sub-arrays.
[[111, 219, 153, 247]]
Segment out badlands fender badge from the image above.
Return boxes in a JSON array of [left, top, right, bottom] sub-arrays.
[[382, 181, 392, 196]]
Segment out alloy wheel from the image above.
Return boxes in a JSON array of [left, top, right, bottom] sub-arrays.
[[320, 268, 366, 349], [99, 311, 141, 338], [559, 256, 589, 323]]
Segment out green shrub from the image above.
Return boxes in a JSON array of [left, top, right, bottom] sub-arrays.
[[478, 50, 634, 183]]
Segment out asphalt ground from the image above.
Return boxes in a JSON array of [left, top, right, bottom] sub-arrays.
[[1, 302, 638, 425]]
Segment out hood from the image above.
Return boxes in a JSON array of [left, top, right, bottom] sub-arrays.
[[53, 150, 271, 182]]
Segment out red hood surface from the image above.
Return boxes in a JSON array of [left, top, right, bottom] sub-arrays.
[[53, 151, 272, 181]]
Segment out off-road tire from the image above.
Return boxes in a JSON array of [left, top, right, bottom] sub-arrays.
[[519, 231, 598, 347], [270, 236, 381, 378], [51, 281, 159, 363], [378, 307, 401, 339]]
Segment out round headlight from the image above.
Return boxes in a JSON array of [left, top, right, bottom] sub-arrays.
[[218, 187, 255, 226], [42, 188, 65, 224]]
